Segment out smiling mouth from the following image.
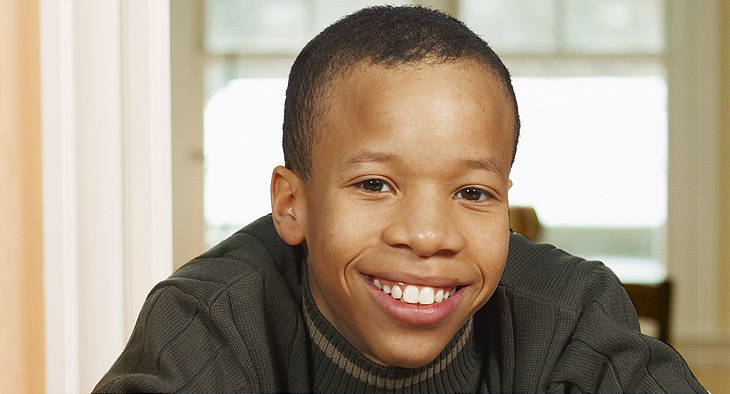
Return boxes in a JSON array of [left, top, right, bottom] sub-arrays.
[[364, 275, 459, 306]]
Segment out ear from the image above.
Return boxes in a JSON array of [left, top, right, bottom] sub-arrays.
[[270, 165, 307, 246]]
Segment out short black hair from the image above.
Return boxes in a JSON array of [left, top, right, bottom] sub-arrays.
[[283, 5, 520, 181]]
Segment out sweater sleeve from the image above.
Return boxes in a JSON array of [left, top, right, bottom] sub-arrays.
[[92, 283, 256, 393], [547, 264, 707, 393]]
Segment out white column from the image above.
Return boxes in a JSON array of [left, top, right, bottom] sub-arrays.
[[40, 1, 172, 393], [666, 0, 722, 343]]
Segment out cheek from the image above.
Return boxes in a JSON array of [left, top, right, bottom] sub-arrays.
[[305, 200, 374, 278], [472, 244, 508, 310], [471, 221, 510, 282], [310, 195, 383, 246]]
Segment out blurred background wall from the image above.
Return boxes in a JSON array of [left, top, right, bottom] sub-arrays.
[[713, 0, 730, 370], [0, 0, 45, 393]]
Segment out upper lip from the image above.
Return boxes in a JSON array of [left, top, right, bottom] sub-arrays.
[[362, 270, 466, 288]]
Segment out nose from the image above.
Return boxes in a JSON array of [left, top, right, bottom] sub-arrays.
[[381, 193, 466, 257]]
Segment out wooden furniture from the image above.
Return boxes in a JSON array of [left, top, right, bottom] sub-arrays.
[[622, 280, 673, 344], [508, 206, 542, 242]]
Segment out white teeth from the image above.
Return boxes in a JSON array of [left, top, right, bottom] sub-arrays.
[[419, 287, 435, 305], [402, 285, 420, 304], [372, 276, 455, 305], [435, 289, 444, 303]]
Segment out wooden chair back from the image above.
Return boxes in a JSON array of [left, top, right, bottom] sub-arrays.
[[508, 206, 541, 241], [622, 280, 673, 344]]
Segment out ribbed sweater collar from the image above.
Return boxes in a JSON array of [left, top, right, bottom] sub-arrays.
[[301, 263, 483, 393]]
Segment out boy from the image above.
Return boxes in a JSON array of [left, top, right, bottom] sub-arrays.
[[95, 6, 706, 393]]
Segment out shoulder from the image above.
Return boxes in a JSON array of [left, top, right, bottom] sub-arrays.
[[481, 234, 707, 392], [93, 215, 308, 393], [161, 215, 304, 307], [499, 232, 621, 313]]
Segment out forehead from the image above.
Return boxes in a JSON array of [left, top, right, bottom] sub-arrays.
[[315, 60, 515, 138], [326, 59, 510, 106], [310, 61, 515, 170]]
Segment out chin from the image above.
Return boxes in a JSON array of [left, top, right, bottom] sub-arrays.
[[373, 345, 444, 369]]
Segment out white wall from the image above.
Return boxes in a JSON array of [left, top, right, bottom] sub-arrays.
[[665, 0, 724, 342], [40, 1, 173, 392]]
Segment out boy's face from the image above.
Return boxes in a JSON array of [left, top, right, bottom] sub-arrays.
[[299, 61, 513, 368]]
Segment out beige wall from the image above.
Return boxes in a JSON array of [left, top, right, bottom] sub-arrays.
[[171, 0, 206, 269], [0, 0, 45, 393], [721, 1, 730, 332]]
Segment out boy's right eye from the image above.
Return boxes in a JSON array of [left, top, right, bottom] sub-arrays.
[[355, 179, 393, 193]]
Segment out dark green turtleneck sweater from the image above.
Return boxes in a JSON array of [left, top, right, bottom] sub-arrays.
[[93, 215, 706, 393]]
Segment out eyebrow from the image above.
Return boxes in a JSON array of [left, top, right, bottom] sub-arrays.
[[340, 150, 399, 171], [341, 150, 506, 178], [459, 158, 507, 178]]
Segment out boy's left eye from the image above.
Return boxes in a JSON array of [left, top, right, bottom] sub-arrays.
[[454, 187, 492, 201]]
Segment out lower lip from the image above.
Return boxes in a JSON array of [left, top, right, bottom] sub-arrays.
[[363, 275, 463, 326]]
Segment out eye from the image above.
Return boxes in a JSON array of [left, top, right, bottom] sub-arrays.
[[356, 179, 393, 193], [454, 187, 492, 201]]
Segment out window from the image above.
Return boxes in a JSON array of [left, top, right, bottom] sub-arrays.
[[201, 0, 668, 283], [459, 0, 667, 283]]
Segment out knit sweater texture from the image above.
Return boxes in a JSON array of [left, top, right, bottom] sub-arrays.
[[94, 215, 706, 393]]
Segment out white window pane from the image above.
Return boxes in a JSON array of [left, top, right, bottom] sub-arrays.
[[204, 58, 294, 103], [312, 0, 414, 33], [205, 0, 426, 54], [564, 0, 665, 54], [598, 256, 666, 284], [503, 58, 665, 79], [459, 0, 557, 54], [509, 76, 667, 228], [205, 0, 309, 53], [203, 78, 287, 245]]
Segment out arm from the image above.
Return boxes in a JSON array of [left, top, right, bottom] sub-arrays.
[[547, 264, 707, 393], [92, 283, 254, 393]]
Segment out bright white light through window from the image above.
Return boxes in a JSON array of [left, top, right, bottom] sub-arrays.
[[203, 78, 287, 245], [509, 76, 667, 227]]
